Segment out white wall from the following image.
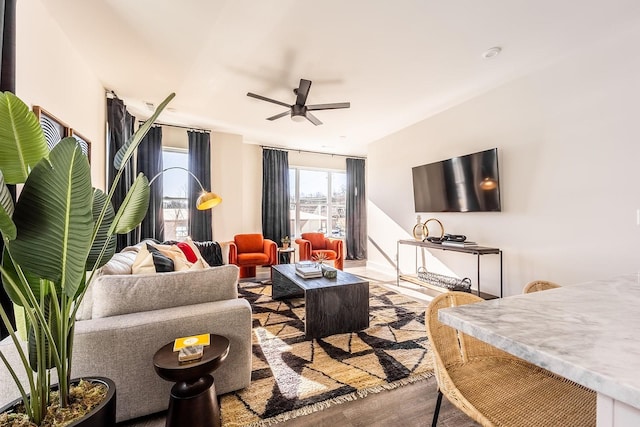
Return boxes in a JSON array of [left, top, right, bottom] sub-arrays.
[[211, 132, 263, 241], [367, 25, 640, 296], [16, 0, 106, 188]]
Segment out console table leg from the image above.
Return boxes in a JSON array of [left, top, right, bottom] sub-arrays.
[[477, 254, 481, 297]]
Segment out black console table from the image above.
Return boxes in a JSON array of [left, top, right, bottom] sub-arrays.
[[396, 239, 503, 299]]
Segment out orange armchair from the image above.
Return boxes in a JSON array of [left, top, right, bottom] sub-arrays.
[[295, 232, 344, 270], [228, 233, 278, 278]]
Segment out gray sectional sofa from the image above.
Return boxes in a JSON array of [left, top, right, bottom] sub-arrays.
[[0, 262, 252, 422]]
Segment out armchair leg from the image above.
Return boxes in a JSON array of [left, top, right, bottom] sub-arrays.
[[239, 266, 257, 278], [432, 389, 443, 427]]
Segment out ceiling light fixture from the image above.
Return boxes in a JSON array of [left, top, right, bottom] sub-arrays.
[[482, 46, 502, 59]]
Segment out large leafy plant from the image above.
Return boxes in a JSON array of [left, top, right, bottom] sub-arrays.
[[0, 91, 175, 425]]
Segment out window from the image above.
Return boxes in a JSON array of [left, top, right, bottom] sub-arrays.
[[289, 167, 346, 239], [162, 149, 189, 240]]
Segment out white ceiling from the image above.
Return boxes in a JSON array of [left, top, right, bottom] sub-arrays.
[[43, 0, 640, 156]]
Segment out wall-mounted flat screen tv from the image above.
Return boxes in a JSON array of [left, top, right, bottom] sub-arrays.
[[412, 148, 501, 212]]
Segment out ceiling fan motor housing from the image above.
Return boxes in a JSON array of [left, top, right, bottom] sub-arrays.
[[247, 78, 350, 125], [291, 104, 307, 118]]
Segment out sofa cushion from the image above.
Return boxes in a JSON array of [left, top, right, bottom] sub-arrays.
[[132, 244, 173, 274], [98, 251, 138, 275], [237, 253, 269, 264], [303, 233, 326, 250], [90, 264, 240, 319], [177, 242, 197, 263], [235, 234, 264, 253], [155, 244, 192, 271]]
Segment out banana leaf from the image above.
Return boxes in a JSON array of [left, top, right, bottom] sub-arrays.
[[114, 93, 175, 170], [109, 173, 150, 235], [86, 188, 116, 271], [0, 92, 48, 184], [9, 138, 93, 299], [0, 170, 16, 240]]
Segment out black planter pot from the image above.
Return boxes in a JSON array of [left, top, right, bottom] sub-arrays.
[[0, 376, 116, 427]]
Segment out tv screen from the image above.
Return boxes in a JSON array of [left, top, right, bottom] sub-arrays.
[[412, 148, 501, 212]]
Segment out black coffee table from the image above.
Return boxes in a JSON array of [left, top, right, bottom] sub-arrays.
[[153, 334, 230, 427], [272, 264, 369, 339]]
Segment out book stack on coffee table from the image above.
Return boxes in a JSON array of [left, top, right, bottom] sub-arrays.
[[295, 261, 322, 279]]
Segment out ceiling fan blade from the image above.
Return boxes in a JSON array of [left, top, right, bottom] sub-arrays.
[[296, 79, 312, 106], [306, 112, 322, 126], [266, 110, 290, 121], [306, 102, 351, 111], [247, 92, 291, 108]]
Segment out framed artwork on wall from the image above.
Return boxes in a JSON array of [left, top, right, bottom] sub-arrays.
[[32, 106, 91, 163], [68, 128, 91, 163]]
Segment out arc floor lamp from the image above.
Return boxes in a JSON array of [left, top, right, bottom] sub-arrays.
[[148, 166, 222, 210]]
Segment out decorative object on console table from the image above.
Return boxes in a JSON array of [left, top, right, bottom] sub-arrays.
[[441, 240, 478, 248], [412, 215, 425, 241], [396, 239, 503, 299], [413, 217, 445, 242], [416, 267, 471, 292]]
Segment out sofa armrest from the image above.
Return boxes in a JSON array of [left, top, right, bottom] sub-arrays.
[[295, 238, 312, 261], [90, 264, 240, 319], [263, 239, 278, 264], [227, 241, 238, 264], [326, 238, 343, 257], [73, 299, 252, 422]]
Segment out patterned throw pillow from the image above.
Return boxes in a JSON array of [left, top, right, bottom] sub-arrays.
[[132, 243, 174, 273]]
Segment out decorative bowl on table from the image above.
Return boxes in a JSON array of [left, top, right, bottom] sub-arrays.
[[321, 264, 337, 279]]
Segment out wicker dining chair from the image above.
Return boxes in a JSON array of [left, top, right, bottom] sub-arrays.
[[522, 280, 561, 294], [425, 291, 596, 427]]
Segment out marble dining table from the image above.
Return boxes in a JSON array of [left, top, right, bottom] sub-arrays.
[[438, 273, 640, 427]]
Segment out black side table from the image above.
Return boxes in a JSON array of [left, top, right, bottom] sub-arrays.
[[153, 334, 230, 427]]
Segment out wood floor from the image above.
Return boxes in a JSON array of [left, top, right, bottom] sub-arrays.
[[119, 262, 479, 427], [118, 375, 479, 427]]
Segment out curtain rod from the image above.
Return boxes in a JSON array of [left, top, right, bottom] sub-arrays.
[[138, 120, 211, 133], [261, 145, 366, 160]]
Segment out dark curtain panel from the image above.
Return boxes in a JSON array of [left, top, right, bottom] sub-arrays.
[[0, 0, 16, 339], [188, 131, 212, 241], [346, 158, 367, 260], [137, 126, 164, 241], [262, 149, 290, 244], [107, 98, 136, 251]]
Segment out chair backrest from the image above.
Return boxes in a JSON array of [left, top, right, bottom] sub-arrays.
[[523, 280, 560, 294], [234, 234, 264, 253], [426, 292, 502, 371], [301, 232, 326, 250]]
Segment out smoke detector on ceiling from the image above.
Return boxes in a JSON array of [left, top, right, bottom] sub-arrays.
[[145, 102, 155, 111], [482, 46, 502, 59]]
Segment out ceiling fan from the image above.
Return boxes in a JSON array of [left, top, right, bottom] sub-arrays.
[[247, 78, 350, 126]]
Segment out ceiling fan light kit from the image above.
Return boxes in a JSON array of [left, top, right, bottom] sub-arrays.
[[247, 78, 350, 126]]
